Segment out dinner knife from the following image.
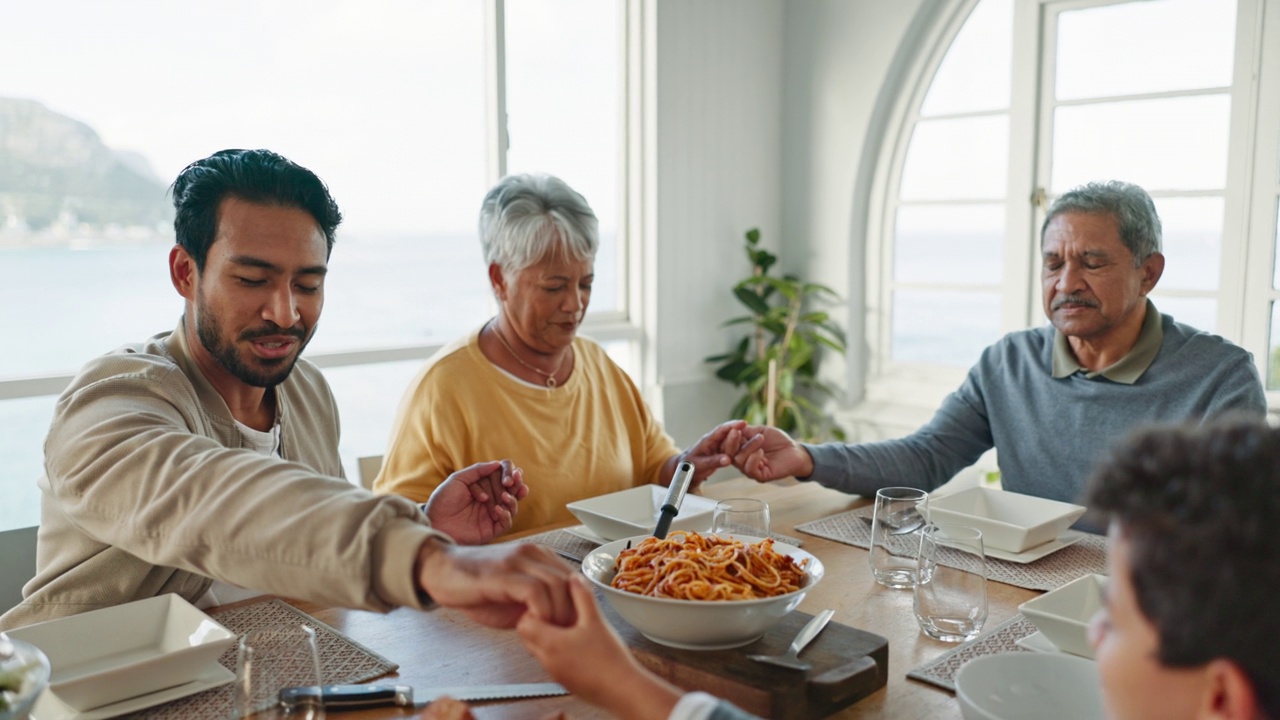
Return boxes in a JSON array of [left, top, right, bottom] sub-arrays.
[[280, 682, 569, 710], [652, 460, 695, 539]]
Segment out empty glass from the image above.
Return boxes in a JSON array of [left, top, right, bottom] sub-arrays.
[[711, 498, 771, 538], [914, 524, 988, 642], [231, 624, 324, 719], [869, 487, 929, 588]]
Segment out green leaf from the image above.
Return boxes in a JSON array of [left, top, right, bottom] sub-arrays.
[[733, 286, 770, 315], [745, 227, 760, 245]]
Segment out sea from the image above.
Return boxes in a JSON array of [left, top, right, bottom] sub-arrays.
[[0, 231, 618, 530]]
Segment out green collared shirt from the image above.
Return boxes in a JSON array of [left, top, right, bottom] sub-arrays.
[[1051, 299, 1163, 384]]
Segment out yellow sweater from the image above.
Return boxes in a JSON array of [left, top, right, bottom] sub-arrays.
[[375, 328, 680, 535]]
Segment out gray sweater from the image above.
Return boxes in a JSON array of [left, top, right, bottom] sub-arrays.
[[803, 312, 1265, 510]]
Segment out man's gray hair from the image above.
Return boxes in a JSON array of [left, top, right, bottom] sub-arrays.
[[479, 173, 598, 275], [1041, 180, 1163, 265]]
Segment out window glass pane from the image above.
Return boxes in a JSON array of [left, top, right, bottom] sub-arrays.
[[1153, 196, 1223, 292], [1272, 198, 1280, 289], [1270, 302, 1280, 390], [891, 290, 1002, 366], [324, 359, 428, 482], [893, 204, 1005, 285], [1150, 295, 1217, 333], [920, 0, 1014, 116], [504, 0, 622, 312], [1051, 95, 1231, 193], [0, 396, 55, 531], [0, 0, 489, 378], [900, 116, 1010, 200], [1056, 0, 1236, 101]]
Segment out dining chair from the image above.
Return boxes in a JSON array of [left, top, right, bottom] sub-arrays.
[[357, 455, 383, 491], [0, 525, 38, 614]]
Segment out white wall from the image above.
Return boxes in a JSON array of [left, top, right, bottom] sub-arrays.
[[646, 0, 786, 447]]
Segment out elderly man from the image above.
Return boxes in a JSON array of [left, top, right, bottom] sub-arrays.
[[1086, 418, 1278, 720], [724, 180, 1265, 511], [0, 149, 573, 631]]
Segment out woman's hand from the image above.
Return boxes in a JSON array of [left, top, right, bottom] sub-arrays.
[[424, 460, 529, 544]]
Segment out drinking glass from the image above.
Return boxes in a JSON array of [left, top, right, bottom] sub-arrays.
[[868, 487, 929, 588], [230, 624, 325, 719], [914, 524, 988, 642], [712, 498, 771, 537]]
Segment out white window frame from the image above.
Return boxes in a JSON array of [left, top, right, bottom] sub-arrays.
[[0, 0, 647, 404], [858, 0, 1280, 428]]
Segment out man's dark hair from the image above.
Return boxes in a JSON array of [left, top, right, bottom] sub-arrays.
[[170, 149, 342, 270], [1086, 417, 1279, 718]]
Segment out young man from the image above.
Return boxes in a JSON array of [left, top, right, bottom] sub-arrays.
[[1086, 417, 1278, 720], [1, 149, 573, 632]]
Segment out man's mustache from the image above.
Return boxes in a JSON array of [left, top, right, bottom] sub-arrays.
[[1052, 294, 1099, 311], [239, 324, 307, 341]]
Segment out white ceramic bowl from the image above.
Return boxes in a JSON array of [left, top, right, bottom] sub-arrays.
[[1018, 573, 1106, 659], [567, 485, 718, 541], [581, 533, 824, 650], [0, 637, 51, 720], [6, 594, 236, 711], [927, 487, 1086, 553], [956, 652, 1103, 720]]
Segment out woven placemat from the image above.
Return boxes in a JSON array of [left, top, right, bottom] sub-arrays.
[[122, 598, 398, 719], [906, 613, 1039, 692], [795, 507, 1106, 591]]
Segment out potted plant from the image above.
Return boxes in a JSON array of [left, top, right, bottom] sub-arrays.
[[705, 228, 847, 442]]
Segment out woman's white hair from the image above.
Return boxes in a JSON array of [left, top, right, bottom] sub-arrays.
[[478, 173, 598, 276]]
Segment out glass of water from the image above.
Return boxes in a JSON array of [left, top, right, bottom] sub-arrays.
[[868, 487, 929, 588], [711, 498, 771, 538], [913, 524, 988, 643]]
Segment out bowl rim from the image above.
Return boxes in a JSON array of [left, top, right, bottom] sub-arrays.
[[581, 532, 824, 606], [1017, 573, 1107, 624], [566, 485, 718, 536], [955, 651, 1100, 711], [928, 487, 1087, 531]]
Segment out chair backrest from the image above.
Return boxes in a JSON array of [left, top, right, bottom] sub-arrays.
[[357, 455, 383, 491], [0, 526, 38, 614]]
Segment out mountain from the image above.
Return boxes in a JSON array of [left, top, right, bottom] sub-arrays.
[[0, 97, 171, 233]]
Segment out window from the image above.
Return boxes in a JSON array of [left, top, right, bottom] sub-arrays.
[[868, 0, 1280, 411], [0, 0, 631, 530]]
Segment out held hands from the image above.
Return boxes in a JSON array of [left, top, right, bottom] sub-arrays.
[[670, 420, 748, 489], [415, 539, 576, 629], [424, 460, 528, 544], [516, 574, 682, 720], [722, 424, 815, 482]]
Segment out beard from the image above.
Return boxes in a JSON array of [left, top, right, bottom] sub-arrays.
[[194, 292, 313, 388]]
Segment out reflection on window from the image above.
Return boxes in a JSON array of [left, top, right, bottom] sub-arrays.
[[1051, 95, 1231, 192], [891, 290, 1002, 366]]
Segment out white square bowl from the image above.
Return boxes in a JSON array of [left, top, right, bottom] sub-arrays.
[[6, 593, 236, 711], [566, 484, 717, 541], [926, 487, 1086, 553], [1018, 573, 1106, 659]]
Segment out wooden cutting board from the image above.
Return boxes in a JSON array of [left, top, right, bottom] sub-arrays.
[[600, 604, 889, 719]]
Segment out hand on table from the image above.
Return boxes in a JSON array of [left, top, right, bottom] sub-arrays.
[[415, 539, 575, 628], [424, 460, 528, 544], [517, 574, 682, 720], [723, 424, 815, 482]]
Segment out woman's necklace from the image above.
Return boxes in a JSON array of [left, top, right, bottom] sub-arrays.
[[489, 320, 570, 388]]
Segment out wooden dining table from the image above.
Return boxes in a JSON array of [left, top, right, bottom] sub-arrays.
[[282, 477, 1041, 719]]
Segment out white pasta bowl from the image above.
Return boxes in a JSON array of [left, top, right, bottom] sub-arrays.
[[926, 487, 1087, 553], [956, 652, 1103, 720], [5, 594, 236, 712], [1018, 573, 1106, 659], [581, 533, 824, 650], [566, 485, 718, 541]]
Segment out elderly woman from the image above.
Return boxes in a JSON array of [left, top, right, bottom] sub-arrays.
[[375, 173, 740, 538]]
